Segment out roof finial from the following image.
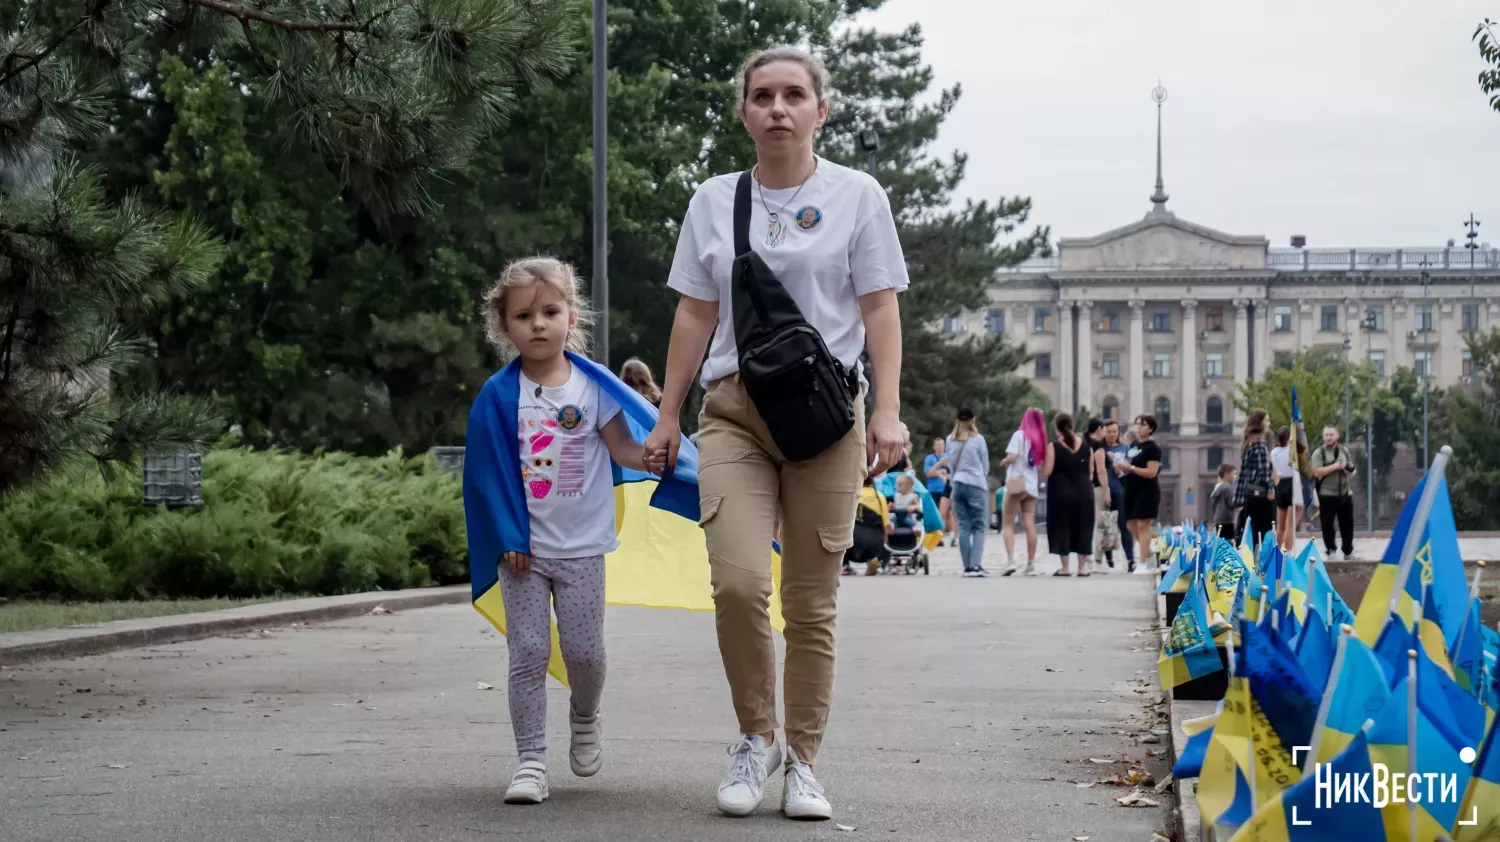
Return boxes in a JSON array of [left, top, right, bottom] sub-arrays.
[[1150, 83, 1169, 213]]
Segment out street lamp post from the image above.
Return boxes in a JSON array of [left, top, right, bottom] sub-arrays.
[[590, 0, 609, 367], [1420, 261, 1432, 466], [1363, 308, 1376, 530], [1343, 329, 1352, 432], [1466, 213, 1482, 390], [859, 129, 879, 178]]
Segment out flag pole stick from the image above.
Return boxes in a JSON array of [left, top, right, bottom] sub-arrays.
[[1470, 559, 1486, 602], [1406, 647, 1418, 842], [1257, 585, 1269, 624], [1306, 624, 1352, 766], [1388, 446, 1452, 619]]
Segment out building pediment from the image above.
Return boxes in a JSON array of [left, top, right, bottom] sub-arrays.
[[1057, 210, 1269, 272]]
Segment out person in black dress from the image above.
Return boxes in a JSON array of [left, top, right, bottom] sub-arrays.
[[1114, 414, 1162, 568], [1042, 412, 1096, 576]]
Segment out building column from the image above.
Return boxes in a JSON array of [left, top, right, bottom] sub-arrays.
[[1181, 300, 1199, 435], [1233, 298, 1250, 423], [1077, 301, 1094, 414], [1257, 297, 1273, 378], [1298, 299, 1315, 351], [1128, 299, 1145, 421], [1059, 301, 1075, 411]]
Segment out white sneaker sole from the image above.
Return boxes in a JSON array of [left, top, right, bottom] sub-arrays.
[[504, 784, 549, 804], [783, 799, 833, 820]]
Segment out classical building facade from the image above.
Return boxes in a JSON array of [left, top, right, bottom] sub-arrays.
[[958, 176, 1500, 526]]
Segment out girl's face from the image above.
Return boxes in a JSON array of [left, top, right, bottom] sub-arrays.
[[1136, 419, 1153, 439], [741, 61, 827, 153], [1104, 425, 1119, 445], [503, 282, 577, 362]]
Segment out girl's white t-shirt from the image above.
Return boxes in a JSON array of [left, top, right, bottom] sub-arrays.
[[667, 157, 910, 388], [517, 363, 622, 559], [1005, 430, 1041, 497], [1270, 445, 1293, 479]]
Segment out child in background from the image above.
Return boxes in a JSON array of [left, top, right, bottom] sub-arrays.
[[469, 257, 651, 805], [892, 473, 921, 530], [1208, 464, 1238, 542], [848, 476, 891, 577]]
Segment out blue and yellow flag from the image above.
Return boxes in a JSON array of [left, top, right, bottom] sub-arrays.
[[1308, 631, 1391, 764], [1295, 605, 1337, 697], [1420, 584, 1458, 681], [1309, 552, 1357, 631], [1452, 598, 1484, 695], [1454, 660, 1500, 841], [1366, 670, 1476, 840], [1242, 618, 1321, 766], [464, 352, 783, 687], [1352, 471, 1468, 650], [1159, 568, 1225, 689], [1174, 707, 1220, 779], [1227, 728, 1386, 842]]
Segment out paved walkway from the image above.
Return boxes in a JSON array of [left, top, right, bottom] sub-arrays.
[[1, 540, 1172, 842]]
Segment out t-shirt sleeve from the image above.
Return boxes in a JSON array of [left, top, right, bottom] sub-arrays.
[[1006, 430, 1023, 457], [849, 177, 910, 297], [666, 189, 721, 301], [595, 382, 622, 430]]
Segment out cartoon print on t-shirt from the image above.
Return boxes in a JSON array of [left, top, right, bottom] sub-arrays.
[[526, 455, 556, 499], [555, 403, 589, 496]]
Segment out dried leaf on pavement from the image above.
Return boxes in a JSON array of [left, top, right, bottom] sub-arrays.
[[1088, 757, 1113, 764], [370, 605, 393, 615], [1074, 836, 1091, 841], [1114, 791, 1162, 808], [476, 681, 495, 690], [1153, 773, 1174, 794], [835, 824, 857, 832]]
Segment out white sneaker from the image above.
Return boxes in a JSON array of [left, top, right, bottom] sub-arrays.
[[781, 748, 832, 820], [717, 734, 782, 817], [569, 711, 603, 777], [504, 760, 549, 804]]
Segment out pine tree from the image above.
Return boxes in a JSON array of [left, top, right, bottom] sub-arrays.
[[0, 0, 577, 490]]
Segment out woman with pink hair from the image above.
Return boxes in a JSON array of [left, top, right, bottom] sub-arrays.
[[945, 407, 993, 577], [1000, 407, 1046, 575]]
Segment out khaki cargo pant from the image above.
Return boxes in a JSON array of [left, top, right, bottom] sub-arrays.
[[696, 374, 866, 764]]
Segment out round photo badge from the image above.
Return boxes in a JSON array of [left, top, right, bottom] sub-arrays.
[[794, 206, 822, 231], [556, 404, 585, 432]]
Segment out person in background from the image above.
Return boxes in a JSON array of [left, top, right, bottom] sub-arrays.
[[1309, 425, 1357, 559], [1234, 409, 1276, 552], [1270, 425, 1296, 551], [619, 357, 663, 407], [924, 437, 956, 544], [892, 473, 921, 531], [1000, 407, 1046, 576], [1085, 418, 1118, 570], [1115, 415, 1162, 569], [1041, 412, 1096, 576], [1102, 419, 1135, 570], [849, 475, 891, 577], [947, 406, 993, 578], [1208, 464, 1238, 542]]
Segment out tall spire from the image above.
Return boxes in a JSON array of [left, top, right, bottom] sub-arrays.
[[1150, 83, 1169, 213]]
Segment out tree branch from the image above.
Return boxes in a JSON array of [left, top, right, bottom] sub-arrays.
[[185, 0, 365, 32], [0, 0, 112, 88]]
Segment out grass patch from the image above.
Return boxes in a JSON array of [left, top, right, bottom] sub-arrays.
[[0, 596, 300, 634]]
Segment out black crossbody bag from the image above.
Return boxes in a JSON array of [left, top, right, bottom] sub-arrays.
[[731, 170, 858, 462]]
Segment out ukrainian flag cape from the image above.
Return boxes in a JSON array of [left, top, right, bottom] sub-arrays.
[[464, 351, 783, 687]]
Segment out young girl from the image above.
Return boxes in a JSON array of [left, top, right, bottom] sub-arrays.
[[1271, 425, 1296, 551], [471, 257, 651, 805]]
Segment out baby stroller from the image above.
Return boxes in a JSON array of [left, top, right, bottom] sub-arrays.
[[881, 498, 930, 575]]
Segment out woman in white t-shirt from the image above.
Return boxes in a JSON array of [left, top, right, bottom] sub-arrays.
[[642, 46, 910, 822], [999, 407, 1046, 575], [1270, 425, 1302, 551]]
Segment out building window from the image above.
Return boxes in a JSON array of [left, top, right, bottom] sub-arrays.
[[1152, 307, 1171, 332], [1274, 350, 1294, 369], [1365, 306, 1385, 332], [1034, 307, 1054, 332], [1273, 306, 1292, 332], [1035, 352, 1052, 378], [1204, 353, 1223, 378], [1099, 307, 1122, 333], [985, 308, 1006, 334], [1207, 446, 1225, 470], [1102, 396, 1120, 422], [1152, 353, 1171, 378], [942, 314, 962, 334], [1206, 396, 1224, 426], [1416, 305, 1433, 333], [1463, 350, 1473, 378], [1463, 303, 1479, 331], [1321, 305, 1338, 332], [1101, 352, 1120, 379], [1154, 397, 1172, 430], [1369, 350, 1385, 377], [1205, 306, 1225, 332], [1160, 448, 1173, 471], [1414, 351, 1430, 378]]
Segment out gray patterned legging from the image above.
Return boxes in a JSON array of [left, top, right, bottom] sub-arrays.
[[499, 555, 607, 763]]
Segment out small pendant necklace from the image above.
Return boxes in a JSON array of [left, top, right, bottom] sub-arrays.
[[754, 159, 817, 248]]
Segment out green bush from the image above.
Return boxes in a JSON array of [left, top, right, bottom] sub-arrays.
[[0, 447, 468, 601]]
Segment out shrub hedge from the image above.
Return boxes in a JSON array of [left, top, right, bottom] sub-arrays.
[[0, 448, 468, 602]]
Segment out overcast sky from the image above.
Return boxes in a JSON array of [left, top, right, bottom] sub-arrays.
[[860, 0, 1500, 249]]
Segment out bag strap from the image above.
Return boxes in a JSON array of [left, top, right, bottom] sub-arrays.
[[734, 170, 753, 257]]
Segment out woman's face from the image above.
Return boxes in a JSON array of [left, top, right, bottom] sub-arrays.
[[1104, 424, 1119, 445], [1136, 419, 1153, 440], [740, 61, 827, 153]]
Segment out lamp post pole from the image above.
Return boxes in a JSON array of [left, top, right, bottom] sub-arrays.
[[1466, 213, 1482, 390], [859, 129, 880, 178], [1364, 309, 1376, 530], [1420, 262, 1432, 466], [591, 0, 609, 367]]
